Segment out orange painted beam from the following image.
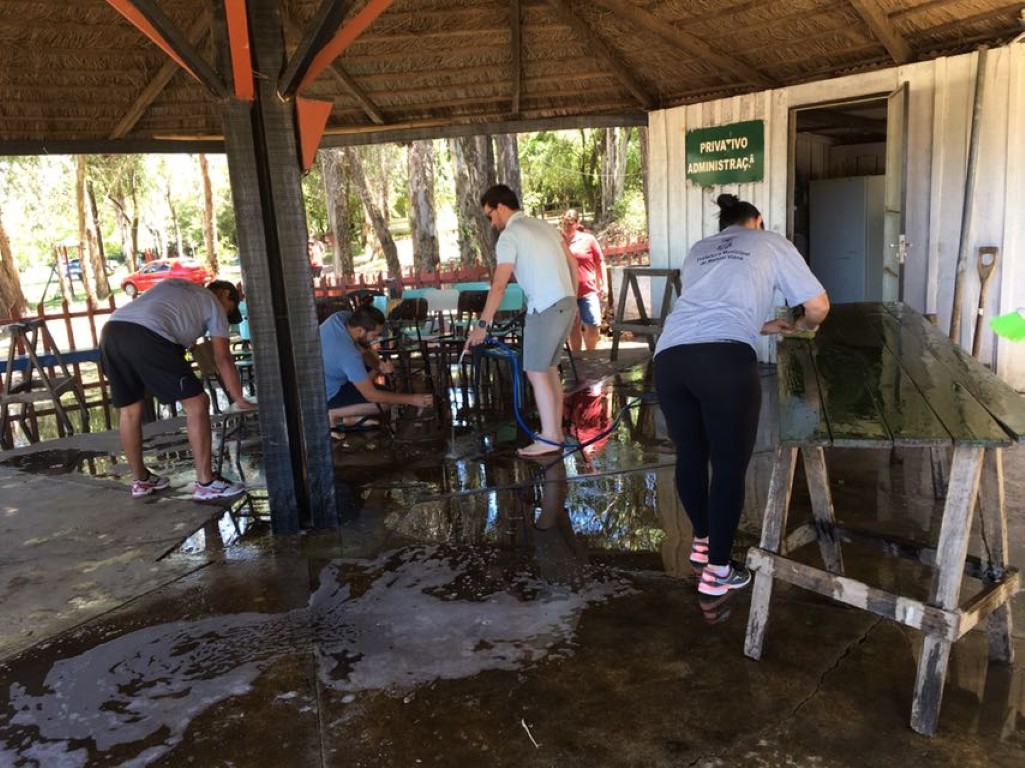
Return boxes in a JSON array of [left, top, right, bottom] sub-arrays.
[[105, 0, 194, 80], [225, 0, 254, 100], [297, 98, 334, 171], [298, 0, 395, 93]]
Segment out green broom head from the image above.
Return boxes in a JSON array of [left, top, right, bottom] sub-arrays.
[[990, 308, 1025, 341]]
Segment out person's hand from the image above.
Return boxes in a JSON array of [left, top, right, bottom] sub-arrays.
[[378, 359, 395, 375], [465, 325, 487, 349], [234, 398, 258, 411], [410, 393, 433, 408], [760, 318, 794, 335]]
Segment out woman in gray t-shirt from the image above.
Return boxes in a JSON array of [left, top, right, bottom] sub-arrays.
[[654, 194, 829, 598]]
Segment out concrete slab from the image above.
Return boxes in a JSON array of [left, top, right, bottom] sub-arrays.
[[0, 359, 1022, 766]]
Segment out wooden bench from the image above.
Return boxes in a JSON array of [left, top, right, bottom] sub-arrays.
[[744, 302, 1025, 736]]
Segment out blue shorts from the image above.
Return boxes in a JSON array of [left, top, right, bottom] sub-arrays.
[[577, 294, 602, 327], [327, 382, 368, 409]]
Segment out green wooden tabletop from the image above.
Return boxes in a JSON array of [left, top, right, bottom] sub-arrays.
[[778, 303, 1025, 447]]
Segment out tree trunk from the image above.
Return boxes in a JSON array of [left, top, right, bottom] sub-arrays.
[[0, 203, 28, 317], [199, 153, 218, 273], [451, 136, 497, 269], [130, 168, 140, 271], [495, 134, 522, 198], [86, 178, 111, 299], [75, 156, 97, 305], [345, 147, 400, 277], [109, 188, 133, 273], [321, 149, 354, 276], [638, 125, 649, 228], [166, 180, 183, 258], [449, 138, 478, 268], [599, 127, 630, 227], [582, 129, 601, 220], [408, 140, 440, 274]]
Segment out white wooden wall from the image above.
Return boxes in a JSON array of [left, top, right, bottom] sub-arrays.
[[649, 46, 1025, 388]]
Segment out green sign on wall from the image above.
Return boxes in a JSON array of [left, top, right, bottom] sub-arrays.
[[685, 120, 764, 187]]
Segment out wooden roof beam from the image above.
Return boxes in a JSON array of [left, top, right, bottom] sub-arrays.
[[848, 0, 913, 65], [109, 11, 210, 139], [589, 0, 774, 89], [104, 0, 229, 99], [280, 0, 395, 98], [511, 0, 523, 116], [547, 0, 655, 110], [283, 11, 385, 125]]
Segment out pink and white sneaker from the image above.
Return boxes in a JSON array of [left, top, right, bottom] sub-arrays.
[[131, 471, 170, 498]]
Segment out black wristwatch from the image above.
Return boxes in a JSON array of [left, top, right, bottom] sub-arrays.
[[477, 319, 489, 329]]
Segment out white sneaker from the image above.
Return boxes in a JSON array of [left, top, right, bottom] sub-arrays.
[[193, 475, 245, 501], [132, 471, 170, 498]]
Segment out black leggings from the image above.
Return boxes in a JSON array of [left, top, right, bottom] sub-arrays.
[[654, 342, 761, 565]]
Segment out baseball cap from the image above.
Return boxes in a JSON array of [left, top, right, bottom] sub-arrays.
[[207, 280, 244, 324]]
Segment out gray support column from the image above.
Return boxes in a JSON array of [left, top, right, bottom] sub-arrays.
[[217, 0, 336, 532]]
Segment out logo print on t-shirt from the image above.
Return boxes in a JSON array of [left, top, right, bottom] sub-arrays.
[[717, 238, 734, 251]]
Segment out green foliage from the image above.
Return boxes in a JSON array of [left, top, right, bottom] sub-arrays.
[[302, 163, 328, 236]]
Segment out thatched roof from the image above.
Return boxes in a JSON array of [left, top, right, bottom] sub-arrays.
[[1, 0, 1022, 151]]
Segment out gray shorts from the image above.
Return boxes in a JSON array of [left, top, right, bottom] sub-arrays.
[[523, 296, 576, 371]]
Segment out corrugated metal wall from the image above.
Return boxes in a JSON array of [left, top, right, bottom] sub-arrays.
[[648, 46, 1025, 388]]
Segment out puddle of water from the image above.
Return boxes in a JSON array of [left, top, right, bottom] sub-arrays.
[[0, 543, 633, 767], [0, 449, 116, 478]]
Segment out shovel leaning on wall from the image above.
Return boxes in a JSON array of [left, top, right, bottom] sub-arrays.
[[971, 246, 998, 358]]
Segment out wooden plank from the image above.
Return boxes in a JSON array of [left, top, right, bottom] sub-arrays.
[[911, 445, 983, 736], [848, 0, 913, 64], [744, 445, 797, 660], [109, 0, 230, 99], [878, 304, 1025, 442], [865, 304, 1016, 445], [549, 0, 651, 109], [589, 0, 774, 88], [776, 338, 830, 446], [956, 568, 1019, 641], [805, 308, 895, 446], [832, 524, 992, 581], [801, 447, 844, 573], [747, 548, 959, 639], [510, 0, 522, 115], [782, 522, 818, 555], [321, 112, 647, 147], [109, 11, 211, 139], [976, 448, 1014, 662]]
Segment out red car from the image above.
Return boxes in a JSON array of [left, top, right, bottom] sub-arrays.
[[121, 259, 214, 298]]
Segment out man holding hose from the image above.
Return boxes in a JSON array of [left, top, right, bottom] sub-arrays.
[[465, 184, 578, 457]]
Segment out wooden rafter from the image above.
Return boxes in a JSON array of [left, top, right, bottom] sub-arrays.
[[282, 12, 385, 125], [281, 0, 396, 97], [104, 0, 229, 99], [511, 0, 522, 116], [547, 0, 654, 110], [848, 0, 913, 65], [108, 11, 210, 139], [589, 0, 774, 89], [323, 111, 647, 147]]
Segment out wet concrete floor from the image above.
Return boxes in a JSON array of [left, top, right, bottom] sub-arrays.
[[0, 356, 1023, 766]]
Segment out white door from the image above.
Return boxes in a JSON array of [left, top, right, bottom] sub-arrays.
[[883, 82, 908, 302]]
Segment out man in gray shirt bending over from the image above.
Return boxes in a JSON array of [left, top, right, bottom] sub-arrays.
[[465, 184, 578, 457], [100, 279, 255, 500]]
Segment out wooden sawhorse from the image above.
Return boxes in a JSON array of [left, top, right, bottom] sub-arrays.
[[1, 319, 90, 449], [610, 267, 680, 361]]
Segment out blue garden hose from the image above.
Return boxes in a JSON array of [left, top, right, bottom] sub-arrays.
[[480, 337, 657, 456]]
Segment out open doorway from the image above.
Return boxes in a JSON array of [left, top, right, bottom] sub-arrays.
[[788, 87, 907, 303]]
